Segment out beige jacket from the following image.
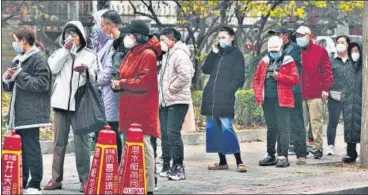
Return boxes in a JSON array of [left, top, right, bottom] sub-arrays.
[[158, 41, 195, 107]]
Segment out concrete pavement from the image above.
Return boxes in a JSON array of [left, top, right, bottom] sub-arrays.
[[38, 131, 368, 194]]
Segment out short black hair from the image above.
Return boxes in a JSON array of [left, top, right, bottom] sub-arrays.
[[133, 33, 150, 45], [336, 35, 351, 44], [219, 26, 235, 36], [160, 28, 182, 41], [101, 10, 123, 26]]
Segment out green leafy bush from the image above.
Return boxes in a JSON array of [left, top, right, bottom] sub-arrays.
[[191, 90, 265, 130]]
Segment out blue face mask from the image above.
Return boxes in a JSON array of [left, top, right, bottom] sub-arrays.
[[269, 51, 282, 60], [296, 37, 308, 48], [12, 42, 24, 54], [219, 39, 230, 48]]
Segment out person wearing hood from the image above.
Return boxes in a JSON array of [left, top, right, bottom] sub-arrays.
[[253, 36, 299, 168], [201, 26, 247, 173], [341, 42, 363, 163], [44, 21, 99, 192], [325, 35, 352, 156], [111, 20, 161, 195], [2, 25, 51, 194], [157, 28, 194, 180], [90, 9, 123, 164]]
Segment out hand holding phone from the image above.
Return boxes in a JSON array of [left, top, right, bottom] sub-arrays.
[[5, 67, 19, 80], [212, 40, 219, 53], [73, 64, 87, 73]]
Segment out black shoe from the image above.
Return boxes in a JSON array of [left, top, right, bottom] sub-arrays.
[[168, 164, 186, 181], [159, 162, 171, 177], [313, 150, 323, 159], [342, 155, 357, 163], [259, 156, 278, 166], [276, 157, 290, 168]]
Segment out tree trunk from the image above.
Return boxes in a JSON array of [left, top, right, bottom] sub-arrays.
[[360, 1, 368, 168]]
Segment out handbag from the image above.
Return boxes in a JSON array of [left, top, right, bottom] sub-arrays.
[[73, 69, 107, 135], [329, 91, 341, 101]]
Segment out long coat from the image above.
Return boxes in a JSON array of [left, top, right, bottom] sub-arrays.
[[342, 42, 363, 143]]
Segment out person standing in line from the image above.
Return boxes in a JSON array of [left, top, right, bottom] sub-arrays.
[[201, 26, 247, 173], [253, 36, 299, 168], [268, 27, 307, 163], [2, 25, 51, 194], [326, 35, 352, 155], [342, 42, 363, 163], [90, 9, 123, 163], [295, 26, 334, 159], [43, 21, 99, 193], [158, 28, 195, 180], [111, 20, 161, 195]]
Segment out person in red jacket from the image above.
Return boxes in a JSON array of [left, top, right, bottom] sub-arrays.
[[111, 20, 161, 195], [295, 26, 334, 159], [253, 36, 299, 168]]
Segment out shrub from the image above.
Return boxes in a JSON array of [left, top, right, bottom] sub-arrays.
[[191, 90, 265, 130]]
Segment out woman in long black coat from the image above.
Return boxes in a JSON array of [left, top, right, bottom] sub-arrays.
[[342, 42, 363, 163]]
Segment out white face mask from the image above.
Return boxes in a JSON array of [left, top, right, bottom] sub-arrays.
[[160, 41, 169, 52], [123, 35, 135, 48], [336, 44, 347, 53], [351, 52, 360, 62]]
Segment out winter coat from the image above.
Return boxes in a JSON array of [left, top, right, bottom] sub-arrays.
[[158, 41, 195, 107], [48, 21, 99, 111], [283, 41, 302, 94], [342, 42, 362, 143], [117, 37, 162, 138], [2, 47, 52, 130], [330, 56, 352, 92], [253, 55, 299, 108], [301, 41, 334, 99], [201, 46, 245, 118]]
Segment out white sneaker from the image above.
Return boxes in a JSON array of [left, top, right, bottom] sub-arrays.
[[24, 188, 42, 194], [326, 145, 335, 155]]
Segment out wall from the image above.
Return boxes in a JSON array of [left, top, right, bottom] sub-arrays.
[[1, 20, 18, 74]]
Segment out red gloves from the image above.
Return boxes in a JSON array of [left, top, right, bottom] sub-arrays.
[[73, 64, 87, 73], [64, 41, 74, 51], [5, 68, 17, 80]]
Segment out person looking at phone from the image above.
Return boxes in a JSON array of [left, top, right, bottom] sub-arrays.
[[253, 36, 299, 168], [2, 25, 51, 194], [44, 21, 99, 193], [201, 26, 247, 173]]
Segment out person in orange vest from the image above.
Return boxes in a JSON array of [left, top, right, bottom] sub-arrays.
[[2, 25, 52, 194], [111, 20, 161, 195]]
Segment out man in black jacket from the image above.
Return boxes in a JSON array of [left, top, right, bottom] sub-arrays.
[[269, 27, 307, 164]]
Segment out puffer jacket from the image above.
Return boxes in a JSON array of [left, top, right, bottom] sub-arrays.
[[48, 21, 99, 111], [342, 42, 363, 143], [2, 47, 52, 130], [330, 56, 352, 92], [158, 41, 195, 107]]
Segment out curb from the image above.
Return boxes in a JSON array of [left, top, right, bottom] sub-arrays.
[[308, 185, 368, 194], [40, 129, 267, 154]]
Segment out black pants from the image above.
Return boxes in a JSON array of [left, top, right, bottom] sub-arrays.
[[347, 143, 358, 159], [160, 104, 189, 165], [16, 128, 43, 190], [263, 98, 291, 158], [95, 121, 123, 164], [327, 98, 342, 146], [280, 93, 307, 157]]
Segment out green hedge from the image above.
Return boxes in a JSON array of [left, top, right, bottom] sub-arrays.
[[192, 90, 265, 129]]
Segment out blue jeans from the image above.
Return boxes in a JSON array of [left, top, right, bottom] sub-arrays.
[[205, 116, 240, 154]]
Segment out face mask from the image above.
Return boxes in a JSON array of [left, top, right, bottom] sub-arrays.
[[296, 36, 308, 48], [351, 52, 360, 62], [160, 41, 169, 52], [336, 44, 347, 53], [219, 39, 230, 48], [269, 51, 282, 60], [12, 42, 23, 54], [91, 25, 101, 39], [123, 35, 135, 48]]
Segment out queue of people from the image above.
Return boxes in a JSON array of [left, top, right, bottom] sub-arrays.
[[2, 9, 363, 194]]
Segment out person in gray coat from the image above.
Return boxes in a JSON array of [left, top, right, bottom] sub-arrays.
[[2, 25, 51, 194], [91, 9, 123, 163]]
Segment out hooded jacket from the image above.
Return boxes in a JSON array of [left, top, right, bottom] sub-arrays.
[[158, 41, 194, 107], [342, 42, 362, 143], [92, 10, 118, 122], [2, 46, 52, 130], [48, 21, 99, 111], [117, 37, 162, 138]]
